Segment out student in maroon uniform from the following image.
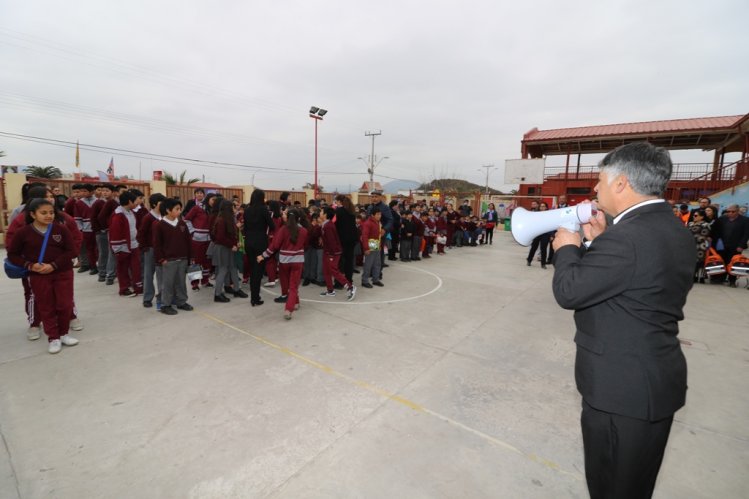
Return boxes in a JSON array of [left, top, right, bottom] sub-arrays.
[[303, 211, 324, 286], [74, 184, 98, 273], [263, 200, 283, 288], [137, 193, 166, 309], [319, 207, 356, 300], [7, 199, 79, 354], [211, 199, 248, 302], [97, 185, 120, 285], [360, 207, 384, 288], [184, 193, 216, 290], [109, 191, 142, 296], [258, 209, 307, 320], [154, 198, 193, 315]]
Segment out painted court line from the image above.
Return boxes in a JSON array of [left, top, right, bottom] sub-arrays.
[[199, 311, 583, 481], [262, 265, 444, 306]]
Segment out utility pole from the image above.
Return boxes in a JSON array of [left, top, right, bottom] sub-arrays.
[[365, 130, 381, 191], [480, 164, 497, 194]]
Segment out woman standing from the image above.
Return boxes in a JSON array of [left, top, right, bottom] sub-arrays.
[[334, 195, 358, 283], [482, 202, 499, 245], [526, 202, 553, 269], [242, 189, 275, 306], [211, 200, 248, 302]]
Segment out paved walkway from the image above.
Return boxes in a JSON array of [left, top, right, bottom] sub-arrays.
[[1, 230, 747, 498]]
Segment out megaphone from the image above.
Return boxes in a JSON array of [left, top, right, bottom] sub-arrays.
[[511, 203, 597, 246]]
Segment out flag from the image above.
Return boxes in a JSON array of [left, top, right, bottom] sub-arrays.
[[75, 141, 80, 168], [97, 170, 109, 181], [106, 157, 114, 178]]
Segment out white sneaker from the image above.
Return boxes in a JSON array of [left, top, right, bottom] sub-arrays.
[[347, 285, 357, 302], [70, 318, 84, 331], [27, 326, 41, 341], [263, 281, 276, 288], [60, 335, 79, 347], [48, 340, 62, 354]]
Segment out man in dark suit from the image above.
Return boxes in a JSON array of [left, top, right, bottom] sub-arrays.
[[551, 142, 695, 499], [181, 187, 205, 216]]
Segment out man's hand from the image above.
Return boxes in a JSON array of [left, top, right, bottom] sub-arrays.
[[582, 207, 607, 241], [552, 228, 582, 250], [256, 255, 264, 263], [364, 250, 370, 256]]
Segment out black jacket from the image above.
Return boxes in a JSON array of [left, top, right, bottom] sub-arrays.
[[552, 202, 695, 421], [334, 207, 358, 247], [711, 215, 749, 252], [242, 204, 275, 253]]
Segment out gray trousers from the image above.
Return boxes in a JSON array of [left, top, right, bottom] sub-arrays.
[[162, 259, 188, 307], [303, 248, 324, 282], [362, 250, 382, 285], [96, 231, 116, 278], [411, 236, 422, 259], [214, 259, 240, 295], [142, 248, 163, 303], [400, 239, 412, 260]]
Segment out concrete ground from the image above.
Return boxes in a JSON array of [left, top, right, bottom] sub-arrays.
[[0, 230, 747, 498]]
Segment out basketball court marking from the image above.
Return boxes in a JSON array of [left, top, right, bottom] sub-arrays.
[[261, 265, 444, 306], [198, 311, 583, 481]]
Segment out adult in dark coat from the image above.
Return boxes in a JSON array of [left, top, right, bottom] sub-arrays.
[[368, 191, 392, 274], [181, 187, 205, 217], [551, 142, 695, 499], [334, 195, 358, 283], [242, 189, 275, 305]]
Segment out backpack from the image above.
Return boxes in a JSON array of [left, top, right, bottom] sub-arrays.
[[727, 254, 749, 277], [703, 248, 726, 276]]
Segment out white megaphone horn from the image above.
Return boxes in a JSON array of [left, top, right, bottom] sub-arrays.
[[511, 203, 597, 246]]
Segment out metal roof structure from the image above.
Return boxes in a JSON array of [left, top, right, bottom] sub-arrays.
[[522, 113, 749, 158]]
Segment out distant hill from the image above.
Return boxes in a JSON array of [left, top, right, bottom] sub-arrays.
[[382, 179, 420, 193], [419, 178, 504, 195]]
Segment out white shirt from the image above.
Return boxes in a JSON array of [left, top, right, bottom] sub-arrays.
[[613, 199, 665, 225]]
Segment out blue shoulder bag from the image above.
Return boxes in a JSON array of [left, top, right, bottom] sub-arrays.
[[4, 225, 53, 279]]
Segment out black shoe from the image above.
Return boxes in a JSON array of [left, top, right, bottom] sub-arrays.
[[225, 286, 235, 295], [334, 283, 344, 290], [160, 306, 178, 316], [214, 294, 231, 303], [98, 275, 106, 282], [302, 279, 311, 286], [121, 289, 135, 297], [412, 257, 421, 261], [698, 278, 705, 284], [204, 282, 214, 288], [77, 266, 90, 273], [372, 281, 384, 287], [274, 295, 288, 303], [106, 278, 115, 285], [233, 289, 248, 298], [361, 282, 373, 288], [251, 299, 264, 306], [89, 268, 99, 275], [177, 303, 194, 311], [541, 264, 547, 269], [382, 263, 390, 268], [401, 258, 410, 262], [143, 301, 153, 308], [526, 261, 531, 266], [353, 269, 360, 274]]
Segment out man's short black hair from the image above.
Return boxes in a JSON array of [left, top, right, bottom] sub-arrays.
[[99, 183, 115, 191], [129, 188, 144, 198], [148, 193, 166, 209], [323, 206, 335, 220], [370, 206, 381, 215], [119, 191, 137, 206], [81, 183, 95, 192], [160, 197, 182, 215], [194, 187, 205, 194]]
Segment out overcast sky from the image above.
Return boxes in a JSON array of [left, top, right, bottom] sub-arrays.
[[1, 0, 747, 192]]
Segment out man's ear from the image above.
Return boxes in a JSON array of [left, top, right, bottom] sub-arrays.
[[614, 175, 628, 194]]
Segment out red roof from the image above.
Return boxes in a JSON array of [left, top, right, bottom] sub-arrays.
[[521, 113, 749, 157], [524, 115, 746, 142]]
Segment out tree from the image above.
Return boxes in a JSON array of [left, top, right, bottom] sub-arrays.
[[302, 182, 324, 192], [163, 170, 200, 186], [25, 166, 63, 179]]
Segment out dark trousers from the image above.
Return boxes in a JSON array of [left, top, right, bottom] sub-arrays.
[[400, 239, 412, 260], [340, 242, 355, 283], [581, 400, 673, 499], [527, 234, 550, 263], [247, 247, 264, 302], [485, 226, 494, 244], [83, 232, 98, 269]]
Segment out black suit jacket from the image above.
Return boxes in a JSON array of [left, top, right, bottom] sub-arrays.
[[552, 202, 695, 421], [242, 205, 275, 253]]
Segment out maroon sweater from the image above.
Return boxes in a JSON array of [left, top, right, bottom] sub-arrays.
[[7, 223, 76, 272], [98, 199, 119, 230], [320, 220, 342, 255], [211, 219, 239, 248], [153, 218, 191, 262], [136, 212, 160, 250]]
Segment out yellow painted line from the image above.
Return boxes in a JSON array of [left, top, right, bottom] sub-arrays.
[[199, 311, 582, 481]]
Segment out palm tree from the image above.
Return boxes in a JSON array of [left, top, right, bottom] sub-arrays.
[[163, 170, 200, 186], [25, 166, 63, 179]]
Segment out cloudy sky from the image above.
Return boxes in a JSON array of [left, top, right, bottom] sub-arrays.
[[1, 0, 747, 192]]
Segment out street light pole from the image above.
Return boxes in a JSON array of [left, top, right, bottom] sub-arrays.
[[365, 130, 381, 191], [479, 164, 497, 194], [309, 106, 328, 199]]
